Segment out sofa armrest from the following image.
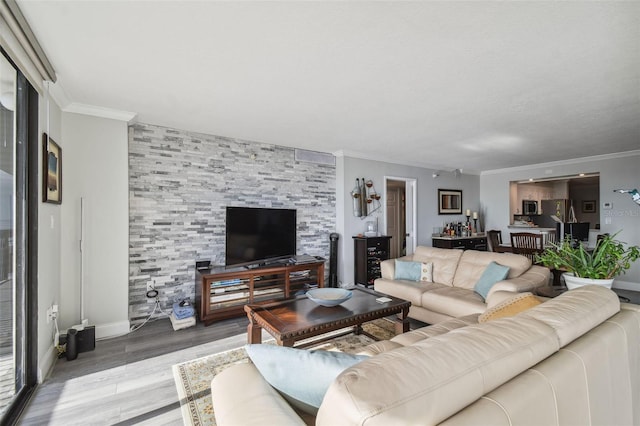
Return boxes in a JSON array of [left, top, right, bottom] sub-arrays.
[[486, 265, 549, 300], [380, 254, 413, 279], [211, 362, 307, 426]]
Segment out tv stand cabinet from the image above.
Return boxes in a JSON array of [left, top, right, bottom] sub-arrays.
[[195, 261, 325, 325]]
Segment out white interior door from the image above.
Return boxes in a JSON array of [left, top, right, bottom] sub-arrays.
[[405, 180, 416, 255]]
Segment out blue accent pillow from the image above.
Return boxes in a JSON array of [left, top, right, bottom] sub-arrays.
[[474, 261, 510, 300], [394, 260, 422, 281], [245, 344, 369, 415]]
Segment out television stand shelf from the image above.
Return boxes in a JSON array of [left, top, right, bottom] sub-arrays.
[[195, 260, 325, 325]]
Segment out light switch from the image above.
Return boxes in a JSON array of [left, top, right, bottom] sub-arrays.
[[50, 215, 54, 229], [605, 217, 612, 225]]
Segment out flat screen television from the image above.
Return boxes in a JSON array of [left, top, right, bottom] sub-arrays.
[[225, 206, 297, 267], [557, 222, 590, 246]]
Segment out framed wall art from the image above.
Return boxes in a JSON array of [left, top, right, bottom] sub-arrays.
[[582, 200, 596, 213], [438, 189, 462, 214], [42, 133, 62, 204]]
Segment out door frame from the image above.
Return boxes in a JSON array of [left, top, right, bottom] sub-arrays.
[[383, 176, 417, 255]]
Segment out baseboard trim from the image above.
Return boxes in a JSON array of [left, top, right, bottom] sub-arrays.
[[37, 344, 58, 383], [613, 280, 640, 291], [95, 320, 131, 340]]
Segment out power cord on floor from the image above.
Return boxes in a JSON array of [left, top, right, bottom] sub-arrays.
[[130, 295, 171, 333]]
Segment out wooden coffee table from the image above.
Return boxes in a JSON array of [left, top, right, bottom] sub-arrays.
[[244, 287, 411, 347]]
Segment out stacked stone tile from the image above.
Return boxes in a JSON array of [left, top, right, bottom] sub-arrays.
[[128, 123, 336, 323]]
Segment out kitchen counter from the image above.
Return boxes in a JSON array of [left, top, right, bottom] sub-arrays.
[[508, 226, 556, 230]]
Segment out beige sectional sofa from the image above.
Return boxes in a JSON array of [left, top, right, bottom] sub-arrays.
[[211, 286, 640, 425], [374, 246, 550, 324]]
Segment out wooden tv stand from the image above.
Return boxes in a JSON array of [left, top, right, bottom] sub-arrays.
[[195, 260, 325, 326]]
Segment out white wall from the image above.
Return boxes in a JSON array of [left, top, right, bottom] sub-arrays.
[[336, 155, 480, 286], [481, 152, 640, 289], [59, 113, 129, 338], [37, 96, 63, 381]]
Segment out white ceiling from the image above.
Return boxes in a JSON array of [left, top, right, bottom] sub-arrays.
[[17, 1, 640, 173]]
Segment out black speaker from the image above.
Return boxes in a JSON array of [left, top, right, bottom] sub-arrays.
[[329, 233, 339, 287], [66, 329, 78, 361], [77, 326, 96, 353]]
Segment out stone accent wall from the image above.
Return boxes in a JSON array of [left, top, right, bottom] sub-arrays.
[[129, 123, 336, 323]]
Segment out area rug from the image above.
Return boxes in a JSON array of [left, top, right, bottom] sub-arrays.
[[172, 318, 397, 426]]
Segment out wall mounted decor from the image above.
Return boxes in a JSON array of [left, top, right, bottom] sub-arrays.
[[352, 177, 382, 217], [438, 189, 462, 214], [42, 133, 62, 204], [613, 189, 640, 206], [582, 200, 596, 213]]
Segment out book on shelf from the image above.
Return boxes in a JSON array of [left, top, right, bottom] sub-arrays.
[[209, 278, 243, 288], [210, 291, 250, 303], [253, 288, 283, 297], [210, 284, 249, 295], [212, 298, 250, 309]]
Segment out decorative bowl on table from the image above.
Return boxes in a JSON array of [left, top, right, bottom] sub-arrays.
[[306, 288, 353, 307]]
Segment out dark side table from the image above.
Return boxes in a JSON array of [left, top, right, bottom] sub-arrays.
[[536, 285, 633, 303], [535, 286, 568, 298]]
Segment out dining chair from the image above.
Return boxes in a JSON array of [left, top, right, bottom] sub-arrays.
[[510, 232, 544, 263], [540, 229, 556, 247], [487, 230, 510, 253]]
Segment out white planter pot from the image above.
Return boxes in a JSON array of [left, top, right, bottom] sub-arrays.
[[563, 273, 614, 290]]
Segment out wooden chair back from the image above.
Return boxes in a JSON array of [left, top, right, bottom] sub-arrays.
[[540, 230, 556, 247], [487, 230, 503, 252], [510, 232, 544, 263]]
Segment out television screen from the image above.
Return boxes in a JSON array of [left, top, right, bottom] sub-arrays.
[[225, 207, 297, 267], [557, 222, 590, 244]]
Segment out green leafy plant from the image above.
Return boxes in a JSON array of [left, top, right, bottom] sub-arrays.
[[536, 232, 640, 279]]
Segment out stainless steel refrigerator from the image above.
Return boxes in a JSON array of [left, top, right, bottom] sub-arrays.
[[539, 199, 572, 227]]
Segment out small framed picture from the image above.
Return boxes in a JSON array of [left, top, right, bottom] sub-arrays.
[[438, 189, 462, 215], [42, 133, 62, 204], [582, 200, 596, 213]]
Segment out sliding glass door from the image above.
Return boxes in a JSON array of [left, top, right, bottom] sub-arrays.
[[0, 51, 17, 417], [0, 50, 38, 423]]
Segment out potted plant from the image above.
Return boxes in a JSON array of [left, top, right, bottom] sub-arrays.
[[536, 232, 640, 290]]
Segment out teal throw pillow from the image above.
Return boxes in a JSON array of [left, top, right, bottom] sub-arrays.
[[474, 261, 510, 301], [394, 260, 422, 281], [245, 344, 369, 415]]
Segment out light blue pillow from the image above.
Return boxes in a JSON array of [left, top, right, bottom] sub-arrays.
[[245, 344, 369, 415], [394, 260, 422, 281], [474, 261, 510, 300]]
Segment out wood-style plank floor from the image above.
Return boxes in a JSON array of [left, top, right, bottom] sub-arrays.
[[18, 315, 252, 425], [16, 288, 640, 425]]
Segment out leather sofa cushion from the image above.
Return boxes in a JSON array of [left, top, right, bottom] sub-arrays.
[[412, 246, 464, 285], [520, 284, 619, 347], [318, 317, 559, 425], [362, 314, 480, 355], [421, 286, 486, 318], [375, 278, 446, 307], [453, 251, 532, 289]]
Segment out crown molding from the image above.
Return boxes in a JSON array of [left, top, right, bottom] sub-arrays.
[[46, 80, 70, 109], [333, 149, 481, 175], [46, 81, 137, 122], [481, 150, 640, 176], [64, 102, 137, 122]]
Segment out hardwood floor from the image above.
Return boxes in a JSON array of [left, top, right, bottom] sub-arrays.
[[18, 315, 252, 425], [17, 289, 639, 425]]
